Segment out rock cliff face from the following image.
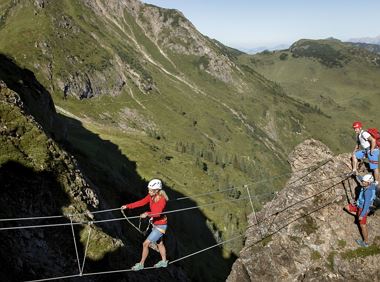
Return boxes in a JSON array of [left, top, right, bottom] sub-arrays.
[[0, 82, 112, 280], [228, 139, 380, 281]]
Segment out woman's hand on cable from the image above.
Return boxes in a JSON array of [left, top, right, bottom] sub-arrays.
[[121, 205, 128, 210], [140, 212, 148, 218]]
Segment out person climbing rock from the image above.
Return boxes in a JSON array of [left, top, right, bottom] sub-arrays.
[[344, 174, 377, 248], [351, 121, 379, 183], [121, 179, 169, 271]]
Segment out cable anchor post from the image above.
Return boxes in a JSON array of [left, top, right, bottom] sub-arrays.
[[80, 221, 93, 276]]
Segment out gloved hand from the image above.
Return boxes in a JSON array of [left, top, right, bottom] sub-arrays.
[[121, 205, 128, 210]]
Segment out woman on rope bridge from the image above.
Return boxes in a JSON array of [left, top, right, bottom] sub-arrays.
[[121, 179, 169, 271]]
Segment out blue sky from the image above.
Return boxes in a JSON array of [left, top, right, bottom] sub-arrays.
[[142, 0, 380, 50]]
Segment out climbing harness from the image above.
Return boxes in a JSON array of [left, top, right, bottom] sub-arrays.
[[120, 208, 165, 252]]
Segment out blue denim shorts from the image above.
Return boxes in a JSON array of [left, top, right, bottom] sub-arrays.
[[355, 149, 379, 169], [147, 224, 167, 243]]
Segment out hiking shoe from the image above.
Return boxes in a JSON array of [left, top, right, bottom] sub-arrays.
[[154, 260, 168, 268], [355, 239, 369, 248], [351, 170, 357, 176], [131, 262, 144, 271]]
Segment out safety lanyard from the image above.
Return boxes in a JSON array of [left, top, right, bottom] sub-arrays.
[[121, 208, 151, 236]]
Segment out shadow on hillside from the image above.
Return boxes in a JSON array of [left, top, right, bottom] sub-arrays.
[[0, 54, 58, 134], [0, 54, 237, 281], [0, 161, 77, 281], [56, 106, 237, 282]]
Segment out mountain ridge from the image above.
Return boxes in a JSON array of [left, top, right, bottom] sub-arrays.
[[242, 38, 380, 153], [348, 34, 380, 45]]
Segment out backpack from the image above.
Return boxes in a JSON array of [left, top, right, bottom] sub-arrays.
[[366, 128, 380, 147], [369, 185, 380, 215], [374, 185, 380, 206]]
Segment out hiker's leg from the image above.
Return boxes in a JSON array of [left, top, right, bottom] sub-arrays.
[[351, 153, 358, 171], [140, 240, 150, 264], [374, 168, 379, 182], [368, 149, 379, 182], [353, 150, 365, 172], [360, 223, 369, 244], [157, 240, 167, 261]]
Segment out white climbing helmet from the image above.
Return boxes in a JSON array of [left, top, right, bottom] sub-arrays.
[[362, 174, 374, 183], [147, 179, 162, 190]]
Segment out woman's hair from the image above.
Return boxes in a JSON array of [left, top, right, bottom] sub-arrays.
[[159, 190, 169, 201]]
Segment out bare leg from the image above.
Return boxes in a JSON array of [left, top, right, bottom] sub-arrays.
[[351, 154, 358, 172], [157, 241, 167, 261], [139, 240, 150, 264], [373, 168, 379, 183], [360, 223, 369, 244]]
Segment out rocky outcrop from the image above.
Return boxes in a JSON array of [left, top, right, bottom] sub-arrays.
[[33, 0, 46, 9], [228, 139, 380, 281], [136, 3, 239, 84], [0, 83, 123, 280], [0, 80, 100, 213], [83, 0, 239, 85]]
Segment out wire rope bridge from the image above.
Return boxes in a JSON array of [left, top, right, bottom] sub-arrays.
[[0, 163, 351, 282]]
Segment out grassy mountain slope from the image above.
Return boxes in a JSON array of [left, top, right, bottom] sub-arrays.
[[0, 1, 346, 280], [241, 38, 380, 152]]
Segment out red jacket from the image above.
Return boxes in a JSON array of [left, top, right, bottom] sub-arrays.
[[126, 194, 167, 225]]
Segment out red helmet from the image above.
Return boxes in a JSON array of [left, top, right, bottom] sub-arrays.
[[352, 121, 362, 129]]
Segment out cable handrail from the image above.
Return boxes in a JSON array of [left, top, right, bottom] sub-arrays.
[[0, 195, 251, 231], [0, 160, 337, 223], [24, 174, 351, 282], [25, 232, 244, 282], [0, 171, 351, 231]]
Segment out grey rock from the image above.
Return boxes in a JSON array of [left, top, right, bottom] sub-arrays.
[[228, 139, 380, 281], [34, 0, 45, 9]]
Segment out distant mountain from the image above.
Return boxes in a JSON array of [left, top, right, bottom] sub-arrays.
[[242, 38, 380, 148], [347, 42, 380, 54], [240, 43, 290, 54], [348, 35, 380, 45]]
